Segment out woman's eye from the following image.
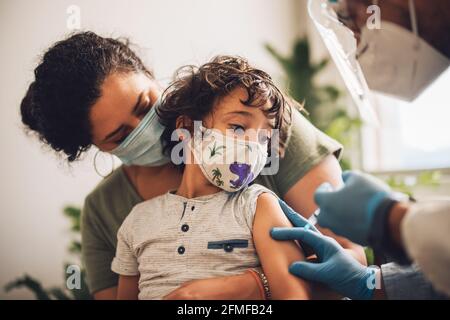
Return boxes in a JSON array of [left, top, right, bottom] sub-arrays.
[[115, 128, 132, 145], [138, 105, 151, 118], [115, 136, 126, 144], [230, 124, 245, 135]]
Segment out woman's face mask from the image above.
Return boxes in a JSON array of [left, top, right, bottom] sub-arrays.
[[109, 96, 170, 166], [192, 128, 268, 192]]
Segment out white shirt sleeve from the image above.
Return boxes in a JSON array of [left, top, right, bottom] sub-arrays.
[[401, 200, 450, 296], [111, 213, 139, 276], [239, 184, 277, 230]]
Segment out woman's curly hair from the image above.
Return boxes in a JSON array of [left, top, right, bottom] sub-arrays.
[[157, 55, 301, 159], [20, 31, 153, 162]]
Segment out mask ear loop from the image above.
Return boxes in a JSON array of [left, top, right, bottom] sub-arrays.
[[408, 0, 420, 86], [93, 149, 115, 178], [408, 0, 419, 45]]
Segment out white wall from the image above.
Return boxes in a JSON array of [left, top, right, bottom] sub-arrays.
[[0, 0, 308, 299]]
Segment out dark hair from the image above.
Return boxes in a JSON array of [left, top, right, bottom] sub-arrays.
[[20, 31, 153, 162], [157, 55, 299, 161]]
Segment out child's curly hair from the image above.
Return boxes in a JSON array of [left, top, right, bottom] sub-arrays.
[[157, 55, 302, 159]]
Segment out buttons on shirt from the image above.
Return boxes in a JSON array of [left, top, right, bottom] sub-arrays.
[[177, 203, 198, 256], [177, 246, 185, 255], [224, 244, 234, 252]]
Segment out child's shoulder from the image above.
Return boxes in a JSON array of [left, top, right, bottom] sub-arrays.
[[233, 183, 278, 224], [226, 184, 279, 231], [121, 193, 168, 228], [132, 193, 167, 211], [238, 183, 277, 202]]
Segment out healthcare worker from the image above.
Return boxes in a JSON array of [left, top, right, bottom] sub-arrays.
[[272, 0, 450, 299]]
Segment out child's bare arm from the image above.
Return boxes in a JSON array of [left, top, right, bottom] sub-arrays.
[[117, 275, 139, 300], [253, 193, 311, 300]]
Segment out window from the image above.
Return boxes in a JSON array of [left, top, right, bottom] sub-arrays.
[[361, 68, 450, 173]]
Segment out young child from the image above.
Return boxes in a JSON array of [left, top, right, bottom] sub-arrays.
[[111, 55, 311, 300]]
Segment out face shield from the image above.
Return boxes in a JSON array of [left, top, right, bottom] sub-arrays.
[[308, 0, 378, 124], [308, 0, 450, 119]]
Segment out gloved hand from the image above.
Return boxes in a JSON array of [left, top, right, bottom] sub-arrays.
[[271, 210, 377, 300], [314, 170, 394, 245], [277, 199, 319, 232], [276, 199, 319, 257]]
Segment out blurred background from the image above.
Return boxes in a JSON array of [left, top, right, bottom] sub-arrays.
[[1, 0, 449, 299]]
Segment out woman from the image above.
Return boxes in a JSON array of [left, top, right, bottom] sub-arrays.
[[20, 31, 365, 299]]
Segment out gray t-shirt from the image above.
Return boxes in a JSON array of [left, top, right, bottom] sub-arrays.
[[111, 184, 272, 299]]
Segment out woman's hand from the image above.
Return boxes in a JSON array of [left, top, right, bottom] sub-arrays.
[[163, 272, 263, 300]]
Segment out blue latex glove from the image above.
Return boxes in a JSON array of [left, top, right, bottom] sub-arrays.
[[271, 220, 376, 300], [277, 199, 319, 232], [314, 170, 393, 246], [276, 199, 319, 257]]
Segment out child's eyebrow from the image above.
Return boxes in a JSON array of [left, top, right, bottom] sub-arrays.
[[224, 110, 253, 118]]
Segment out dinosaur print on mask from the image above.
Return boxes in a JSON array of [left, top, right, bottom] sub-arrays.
[[229, 162, 254, 189]]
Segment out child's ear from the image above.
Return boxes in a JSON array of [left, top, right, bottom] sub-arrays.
[[175, 115, 194, 129], [175, 116, 194, 140]]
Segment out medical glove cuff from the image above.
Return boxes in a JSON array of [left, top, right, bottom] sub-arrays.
[[369, 198, 412, 265]]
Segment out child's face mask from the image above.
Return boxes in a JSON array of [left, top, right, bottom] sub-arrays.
[[192, 128, 268, 192]]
